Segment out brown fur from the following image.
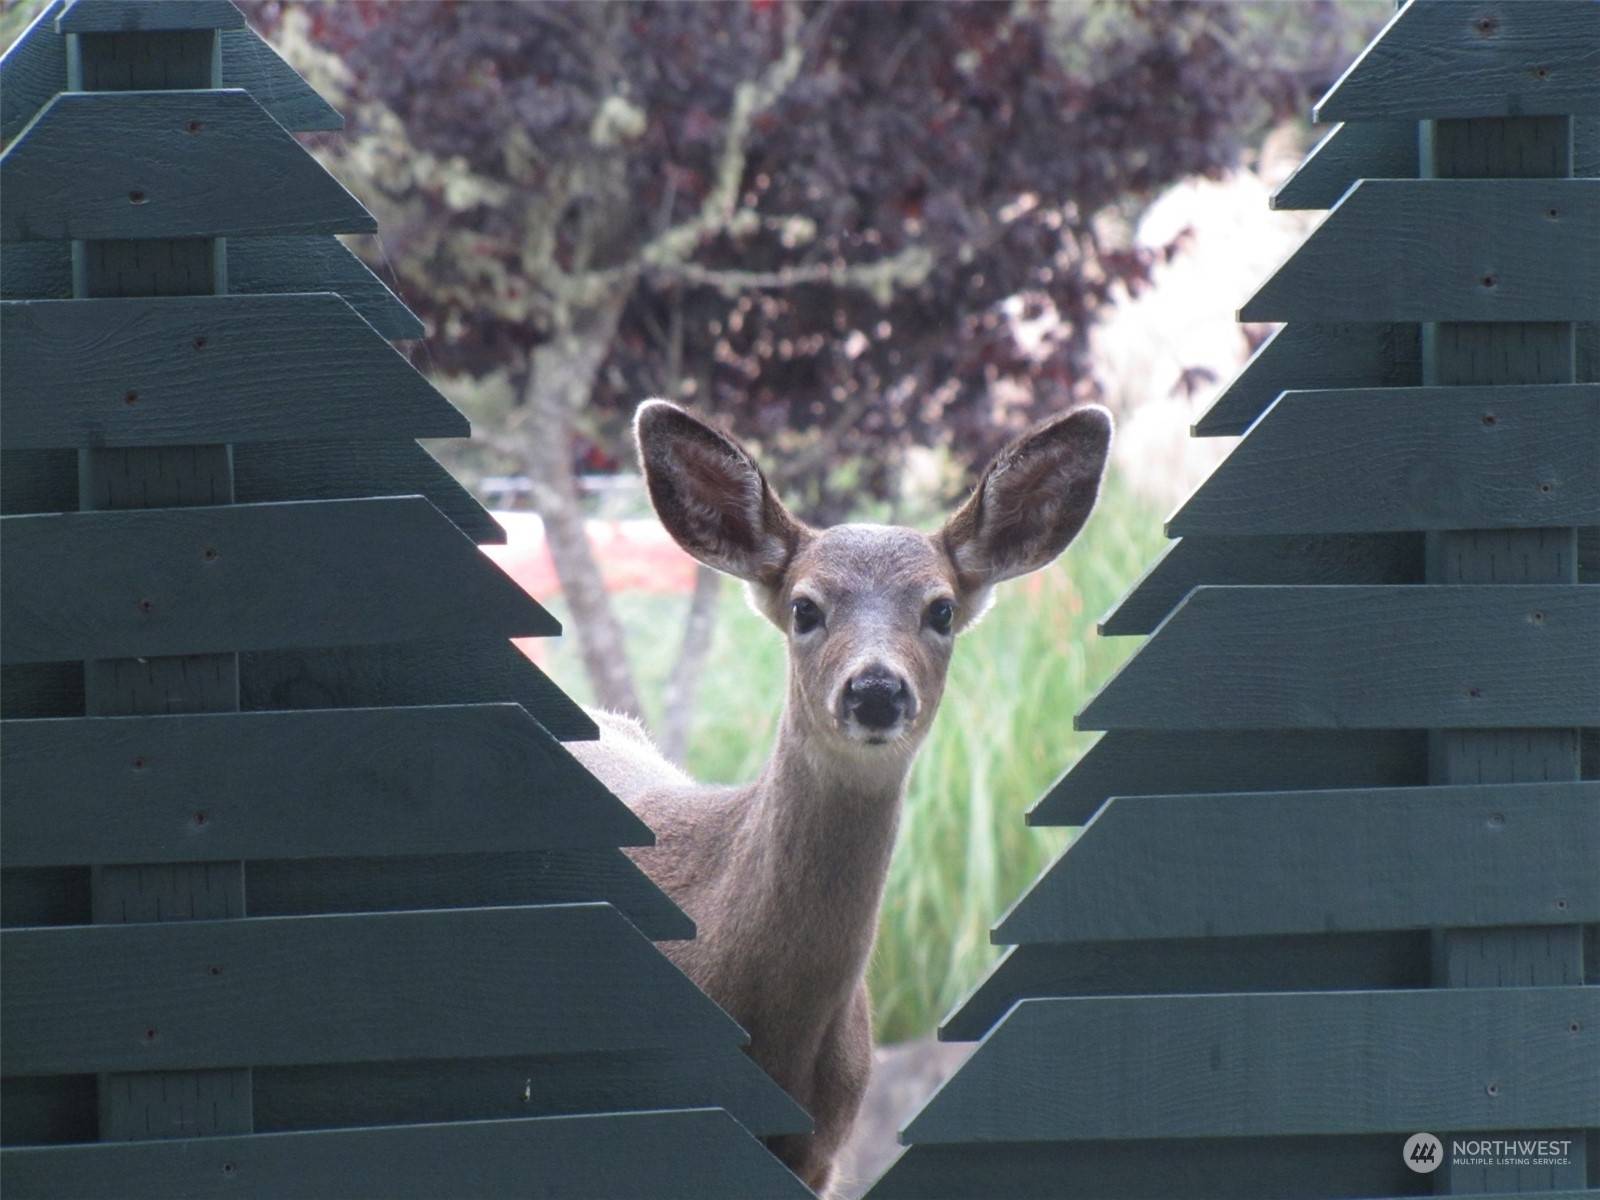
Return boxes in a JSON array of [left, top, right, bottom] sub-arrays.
[[568, 400, 1110, 1195]]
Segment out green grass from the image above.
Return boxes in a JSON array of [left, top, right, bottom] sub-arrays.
[[539, 472, 1167, 1044]]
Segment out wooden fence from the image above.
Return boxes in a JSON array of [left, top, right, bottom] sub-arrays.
[[868, 2, 1599, 1197], [0, 2, 807, 1196]]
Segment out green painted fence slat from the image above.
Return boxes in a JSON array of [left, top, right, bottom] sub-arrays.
[[1, 903, 745, 1076], [1239, 180, 1600, 323], [866, 1142, 1600, 1200], [235, 440, 502, 545], [0, 2, 67, 144], [996, 782, 1599, 945], [1099, 533, 1426, 637], [1, 295, 461, 449], [1, 1109, 812, 1200], [1315, 0, 1600, 122], [0, 497, 557, 665], [1196, 322, 1423, 438], [1077, 585, 1600, 731], [906, 989, 1599, 1143], [939, 933, 1429, 1042], [240, 636, 594, 742], [1, 441, 502, 546], [3, 238, 422, 340], [227, 236, 421, 339], [1, 704, 646, 868], [220, 28, 342, 132], [0, 89, 373, 242], [57, 0, 244, 33], [248, 848, 691, 940], [1271, 121, 1417, 211], [1172, 385, 1600, 535], [1032, 730, 1426, 826], [253, 1048, 810, 1139]]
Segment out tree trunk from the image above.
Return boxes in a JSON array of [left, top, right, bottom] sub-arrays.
[[659, 563, 723, 763], [522, 298, 645, 720]]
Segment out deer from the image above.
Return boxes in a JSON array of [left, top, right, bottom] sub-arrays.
[[568, 398, 1111, 1197]]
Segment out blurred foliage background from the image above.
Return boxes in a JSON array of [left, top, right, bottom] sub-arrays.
[[2, 0, 1390, 1044]]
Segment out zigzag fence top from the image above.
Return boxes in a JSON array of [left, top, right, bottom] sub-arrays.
[[866, 2, 1600, 1197], [0, 2, 808, 1196]]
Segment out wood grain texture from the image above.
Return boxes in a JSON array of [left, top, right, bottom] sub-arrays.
[[219, 28, 341, 132], [1031, 729, 1428, 826], [1272, 120, 1417, 210], [0, 496, 558, 665], [1173, 384, 1600, 534], [0, 89, 373, 242], [246, 847, 691, 940], [1077, 585, 1600, 731], [1, 903, 746, 1076], [1, 441, 502, 546], [1, 704, 646, 868], [1100, 533, 1425, 637], [995, 782, 1599, 945], [1, 1108, 813, 1200], [3, 237, 422, 340], [906, 989, 1599, 1142], [0, 2, 67, 144], [57, 0, 243, 32], [939, 933, 1431, 1042], [1, 294, 462, 449], [1239, 180, 1600, 323], [1315, 1, 1600, 122], [226, 236, 420, 339], [1196, 322, 1423, 438], [239, 636, 594, 743], [254, 1047, 809, 1138]]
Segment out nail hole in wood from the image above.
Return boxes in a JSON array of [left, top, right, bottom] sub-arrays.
[[1481, 413, 1496, 426], [1571, 1021, 1583, 1034], [1539, 482, 1553, 494], [137, 598, 154, 614], [202, 547, 219, 562], [132, 755, 147, 770], [1555, 897, 1569, 910], [124, 390, 139, 405], [186, 120, 203, 133], [1533, 66, 1549, 79], [1480, 274, 1496, 288], [1486, 812, 1505, 830], [1485, 1082, 1499, 1097], [208, 965, 224, 977], [128, 190, 146, 204], [142, 1028, 158, 1043], [193, 335, 208, 350], [193, 811, 209, 827], [1475, 16, 1496, 34]]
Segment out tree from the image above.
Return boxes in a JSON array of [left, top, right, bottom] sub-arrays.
[[244, 0, 1371, 751]]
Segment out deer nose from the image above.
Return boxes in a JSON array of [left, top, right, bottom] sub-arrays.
[[845, 669, 911, 730]]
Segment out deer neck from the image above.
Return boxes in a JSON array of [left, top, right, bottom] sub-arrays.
[[735, 701, 912, 1006]]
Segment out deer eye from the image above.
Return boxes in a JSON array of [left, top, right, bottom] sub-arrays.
[[792, 596, 823, 635], [925, 598, 955, 635]]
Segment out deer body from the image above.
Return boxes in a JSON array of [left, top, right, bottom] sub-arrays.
[[571, 401, 1111, 1196]]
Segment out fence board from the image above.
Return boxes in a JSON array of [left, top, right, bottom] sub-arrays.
[[1078, 585, 1600, 731], [57, 0, 244, 32], [1196, 322, 1422, 437], [0, 89, 373, 241], [1173, 384, 1600, 535], [247, 848, 691, 940], [254, 1047, 809, 1138], [1239, 180, 1600, 323], [1100, 533, 1425, 637], [0, 2, 67, 144], [1315, 0, 1600, 122], [1272, 121, 1417, 211], [866, 1136, 1445, 1200], [1, 1108, 813, 1200], [1, 704, 645, 869], [907, 989, 1599, 1143], [0, 496, 557, 665], [220, 29, 342, 132], [228, 237, 421, 339], [939, 933, 1431, 1042], [996, 782, 1599, 945], [1, 294, 461, 449], [2, 903, 745, 1076], [239, 636, 594, 742], [1031, 729, 1427, 826]]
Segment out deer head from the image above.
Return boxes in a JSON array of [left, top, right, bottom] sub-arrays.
[[635, 400, 1111, 759]]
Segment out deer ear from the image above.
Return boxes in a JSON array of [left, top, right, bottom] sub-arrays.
[[941, 405, 1112, 591], [634, 399, 807, 587]]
